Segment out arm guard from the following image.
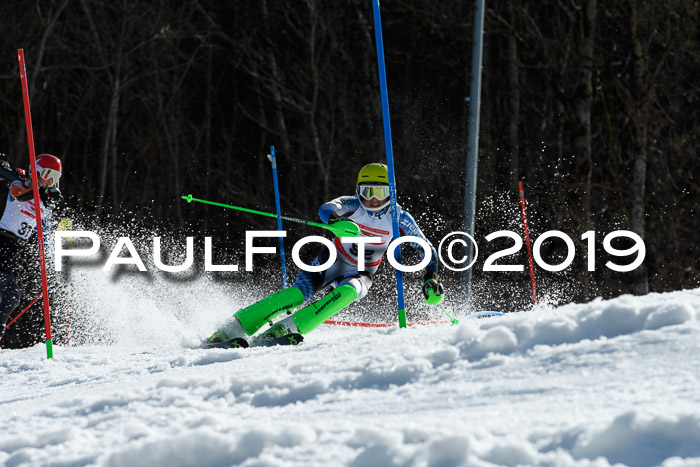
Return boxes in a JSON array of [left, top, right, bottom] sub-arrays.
[[9, 181, 34, 202], [318, 196, 360, 224]]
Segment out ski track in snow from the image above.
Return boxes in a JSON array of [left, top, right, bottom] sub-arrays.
[[1, 288, 700, 466]]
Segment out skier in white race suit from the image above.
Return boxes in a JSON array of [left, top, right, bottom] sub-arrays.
[[208, 162, 444, 347]]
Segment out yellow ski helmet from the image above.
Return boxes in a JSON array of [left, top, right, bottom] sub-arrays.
[[357, 163, 389, 185]]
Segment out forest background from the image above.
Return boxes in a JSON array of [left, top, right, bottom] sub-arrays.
[[0, 0, 697, 320]]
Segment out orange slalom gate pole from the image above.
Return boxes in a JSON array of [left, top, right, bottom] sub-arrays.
[[17, 49, 53, 358], [518, 181, 537, 305]]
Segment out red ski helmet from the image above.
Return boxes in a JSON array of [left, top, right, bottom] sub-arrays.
[[36, 153, 62, 187]]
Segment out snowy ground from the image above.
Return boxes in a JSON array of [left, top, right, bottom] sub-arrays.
[[1, 285, 700, 466]]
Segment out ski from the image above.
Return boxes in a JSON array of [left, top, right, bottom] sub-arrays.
[[202, 333, 303, 349], [251, 333, 304, 348], [202, 337, 249, 349]]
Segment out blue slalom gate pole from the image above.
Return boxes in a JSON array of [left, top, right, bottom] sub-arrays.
[[268, 146, 288, 287], [372, 0, 407, 328]]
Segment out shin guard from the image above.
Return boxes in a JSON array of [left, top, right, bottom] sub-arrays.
[[235, 287, 305, 335], [292, 284, 358, 334]]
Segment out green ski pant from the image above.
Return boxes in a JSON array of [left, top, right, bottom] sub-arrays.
[[292, 284, 358, 334], [234, 284, 358, 335], [236, 287, 305, 335]]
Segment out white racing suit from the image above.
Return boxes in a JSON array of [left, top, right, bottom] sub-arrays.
[[218, 195, 440, 339], [292, 195, 439, 303]]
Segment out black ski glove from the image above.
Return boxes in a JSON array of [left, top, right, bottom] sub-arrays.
[[39, 186, 63, 207], [422, 272, 444, 300]]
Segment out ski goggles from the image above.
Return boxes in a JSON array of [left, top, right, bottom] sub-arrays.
[[38, 168, 61, 186], [357, 184, 390, 201]]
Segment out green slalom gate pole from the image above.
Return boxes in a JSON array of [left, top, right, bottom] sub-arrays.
[[182, 195, 360, 238]]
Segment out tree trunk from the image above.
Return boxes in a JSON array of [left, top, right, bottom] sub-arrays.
[[204, 45, 213, 230], [16, 0, 70, 155], [96, 9, 126, 221], [357, 6, 381, 138], [570, 0, 597, 298], [261, 0, 292, 159], [97, 74, 120, 221], [572, 0, 597, 230], [109, 86, 120, 214], [628, 0, 649, 294], [305, 0, 330, 200], [506, 1, 520, 187]]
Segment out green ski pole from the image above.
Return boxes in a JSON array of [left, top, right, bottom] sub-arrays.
[[182, 194, 360, 238], [441, 309, 459, 325]]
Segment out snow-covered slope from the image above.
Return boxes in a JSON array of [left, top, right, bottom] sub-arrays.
[[1, 288, 699, 466]]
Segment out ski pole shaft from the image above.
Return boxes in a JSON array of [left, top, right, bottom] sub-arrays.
[[6, 292, 43, 329], [441, 308, 459, 325], [181, 194, 360, 237]]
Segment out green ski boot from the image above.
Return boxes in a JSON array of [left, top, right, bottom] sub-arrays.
[[262, 322, 291, 339], [236, 287, 305, 335], [206, 330, 230, 343], [253, 318, 304, 347], [205, 317, 249, 348]]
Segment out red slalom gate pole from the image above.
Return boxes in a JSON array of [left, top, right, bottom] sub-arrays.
[[66, 300, 72, 346], [18, 49, 53, 358], [324, 319, 450, 328], [518, 182, 537, 305]]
